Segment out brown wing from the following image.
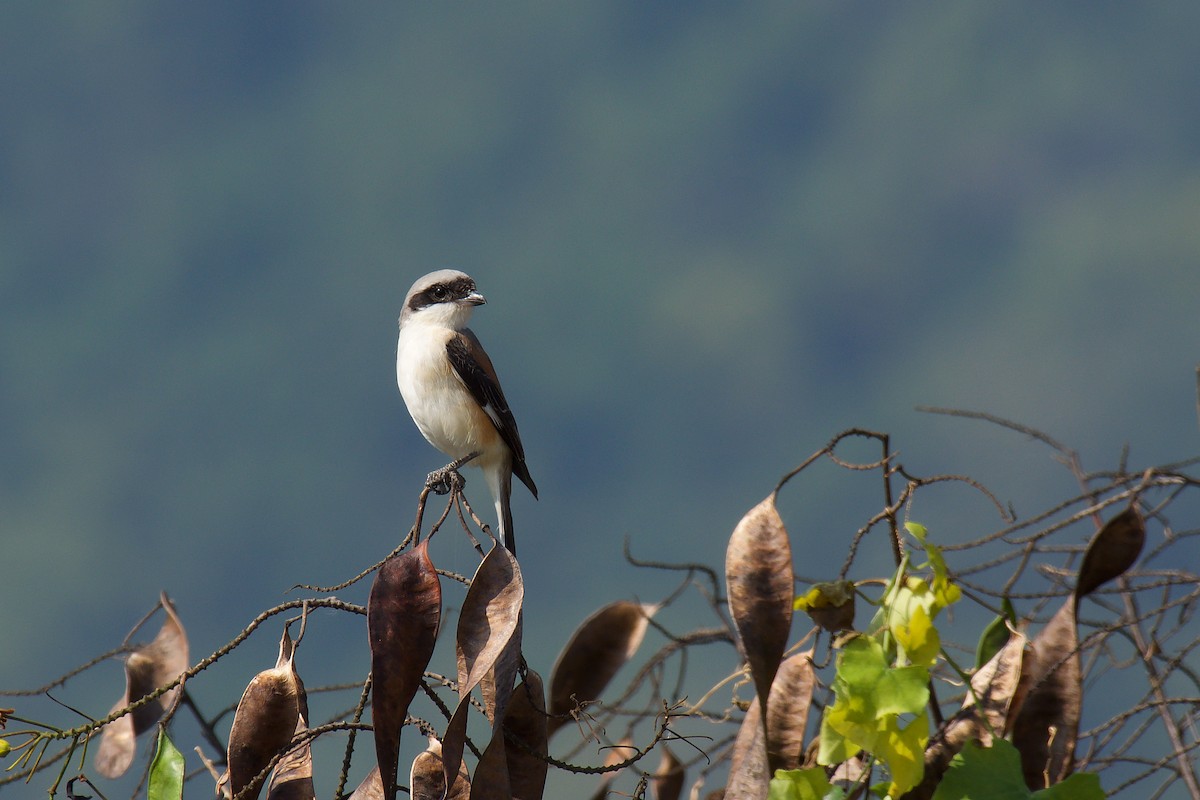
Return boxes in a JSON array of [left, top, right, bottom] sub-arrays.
[[445, 330, 538, 498]]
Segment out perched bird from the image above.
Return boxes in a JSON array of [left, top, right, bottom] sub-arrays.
[[396, 270, 537, 553]]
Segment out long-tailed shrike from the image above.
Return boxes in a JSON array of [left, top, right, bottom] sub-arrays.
[[396, 270, 537, 553]]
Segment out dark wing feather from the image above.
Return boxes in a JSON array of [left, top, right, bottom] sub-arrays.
[[446, 330, 538, 498]]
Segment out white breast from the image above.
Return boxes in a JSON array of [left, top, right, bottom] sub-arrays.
[[396, 324, 495, 460]]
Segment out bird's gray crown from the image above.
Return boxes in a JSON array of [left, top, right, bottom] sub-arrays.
[[401, 269, 480, 322]]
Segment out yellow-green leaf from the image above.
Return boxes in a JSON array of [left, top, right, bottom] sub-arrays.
[[904, 522, 928, 543], [892, 604, 940, 668], [817, 709, 855, 766], [769, 767, 842, 800], [879, 711, 928, 797]]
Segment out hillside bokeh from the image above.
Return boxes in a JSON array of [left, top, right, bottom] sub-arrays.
[[3, 4, 1199, 796]]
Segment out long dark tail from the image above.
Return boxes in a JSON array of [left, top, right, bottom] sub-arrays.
[[497, 467, 516, 554]]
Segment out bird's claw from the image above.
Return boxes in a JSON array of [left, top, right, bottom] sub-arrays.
[[426, 466, 465, 495]]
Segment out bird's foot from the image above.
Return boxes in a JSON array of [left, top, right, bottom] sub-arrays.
[[425, 452, 479, 495], [425, 466, 465, 495]]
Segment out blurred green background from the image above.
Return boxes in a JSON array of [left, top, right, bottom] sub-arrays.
[[3, 3, 1199, 796]]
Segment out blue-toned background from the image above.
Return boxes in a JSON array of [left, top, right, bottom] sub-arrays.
[[3, 5, 1198, 796]]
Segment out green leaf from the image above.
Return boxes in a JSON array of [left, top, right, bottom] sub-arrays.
[[1035, 772, 1104, 800], [818, 707, 856, 765], [147, 728, 185, 800], [838, 636, 889, 690], [876, 665, 930, 716], [819, 636, 930, 794], [932, 739, 1028, 799], [931, 739, 1104, 800], [769, 767, 844, 800], [975, 598, 1016, 669]]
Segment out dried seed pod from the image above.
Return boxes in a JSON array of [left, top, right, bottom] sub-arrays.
[[347, 765, 384, 800], [902, 631, 1027, 800], [504, 670, 549, 800], [652, 746, 684, 800], [409, 738, 470, 800], [1075, 506, 1145, 601], [547, 600, 655, 739], [726, 495, 793, 724], [226, 626, 304, 800], [266, 713, 314, 800], [95, 592, 190, 779], [441, 544, 524, 794], [367, 540, 442, 800], [764, 651, 815, 772], [1011, 601, 1080, 790], [727, 651, 814, 795], [725, 702, 769, 800]]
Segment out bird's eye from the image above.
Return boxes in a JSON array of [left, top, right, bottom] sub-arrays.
[[430, 286, 447, 300]]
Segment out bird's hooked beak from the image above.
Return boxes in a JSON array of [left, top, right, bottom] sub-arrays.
[[463, 290, 486, 306]]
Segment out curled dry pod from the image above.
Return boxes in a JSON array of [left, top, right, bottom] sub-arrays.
[[764, 651, 815, 772], [95, 592, 190, 779], [409, 738, 471, 800], [266, 715, 314, 800], [1011, 600, 1080, 790], [481, 614, 525, 727], [472, 620, 529, 800], [367, 539, 442, 800], [269, 633, 312, 800], [726, 495, 793, 721], [455, 544, 525, 706], [504, 670, 549, 800], [1075, 505, 1145, 602], [547, 600, 656, 739], [726, 651, 814, 797], [1002, 506, 1142, 792], [652, 746, 684, 800], [347, 765, 384, 800], [441, 544, 524, 794], [900, 630, 1027, 800], [227, 625, 304, 800], [586, 738, 638, 800]]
